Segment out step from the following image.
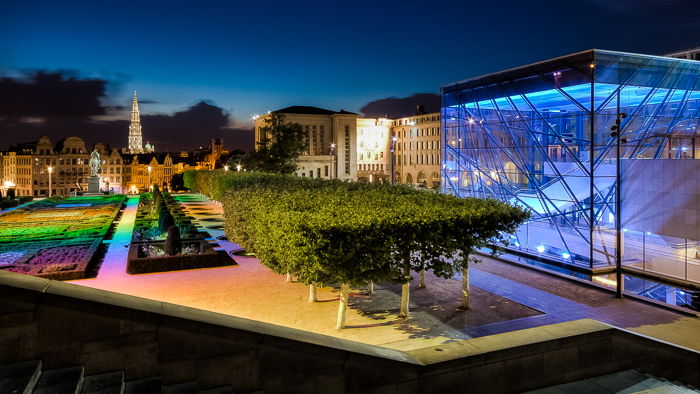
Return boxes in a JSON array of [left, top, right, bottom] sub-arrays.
[[81, 371, 124, 394], [198, 387, 234, 394], [163, 381, 198, 394], [124, 377, 162, 394], [0, 360, 42, 394], [33, 365, 84, 394]]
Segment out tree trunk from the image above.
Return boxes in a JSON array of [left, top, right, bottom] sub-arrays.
[[418, 269, 426, 289], [399, 264, 410, 318], [460, 264, 470, 310], [308, 283, 318, 302], [336, 284, 350, 329], [367, 281, 374, 295], [286, 273, 292, 282]]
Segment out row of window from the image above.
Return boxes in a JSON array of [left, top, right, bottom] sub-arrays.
[[393, 115, 440, 126], [396, 127, 439, 139], [398, 154, 440, 166], [397, 140, 440, 151], [359, 164, 385, 171]]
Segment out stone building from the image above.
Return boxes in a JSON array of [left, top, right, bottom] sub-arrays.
[[392, 112, 441, 188], [0, 136, 181, 196], [356, 118, 393, 183], [254, 106, 358, 181]]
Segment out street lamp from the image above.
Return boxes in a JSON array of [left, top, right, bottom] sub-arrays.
[[224, 165, 229, 171], [236, 164, 242, 172], [47, 166, 53, 197], [390, 136, 398, 185], [147, 166, 152, 191], [611, 108, 628, 299], [329, 143, 336, 179]]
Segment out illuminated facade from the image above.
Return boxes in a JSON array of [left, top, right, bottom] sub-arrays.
[[128, 91, 144, 154], [356, 118, 392, 183], [393, 113, 441, 188], [255, 106, 358, 181], [0, 136, 182, 196], [442, 49, 700, 285]]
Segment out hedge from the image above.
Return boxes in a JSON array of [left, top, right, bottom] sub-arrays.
[[185, 170, 530, 327]]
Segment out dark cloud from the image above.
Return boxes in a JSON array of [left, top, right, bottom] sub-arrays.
[[0, 71, 108, 118], [0, 71, 253, 152], [139, 101, 253, 152], [360, 93, 440, 118]]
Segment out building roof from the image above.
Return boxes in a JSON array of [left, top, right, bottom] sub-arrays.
[[272, 106, 357, 116]]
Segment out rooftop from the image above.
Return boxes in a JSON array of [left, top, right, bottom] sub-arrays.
[[273, 105, 356, 116]]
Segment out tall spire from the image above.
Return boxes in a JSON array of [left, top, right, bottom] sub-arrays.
[[128, 91, 144, 154]]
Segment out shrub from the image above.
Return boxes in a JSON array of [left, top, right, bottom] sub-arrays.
[[187, 170, 530, 327]]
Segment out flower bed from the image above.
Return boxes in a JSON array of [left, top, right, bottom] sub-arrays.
[[0, 195, 126, 280], [126, 239, 230, 274], [127, 190, 233, 274]]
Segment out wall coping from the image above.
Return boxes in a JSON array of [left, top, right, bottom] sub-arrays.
[[0, 270, 662, 366]]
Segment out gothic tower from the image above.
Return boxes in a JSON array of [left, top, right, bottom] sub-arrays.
[[128, 91, 144, 154]]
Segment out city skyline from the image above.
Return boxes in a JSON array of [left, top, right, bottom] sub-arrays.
[[2, 0, 699, 151]]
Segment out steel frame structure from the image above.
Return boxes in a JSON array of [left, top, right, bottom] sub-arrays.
[[442, 50, 700, 270]]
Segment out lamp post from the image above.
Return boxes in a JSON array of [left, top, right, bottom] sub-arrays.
[[224, 165, 229, 171], [390, 136, 397, 185], [147, 166, 152, 192], [329, 143, 336, 179], [236, 164, 242, 172], [610, 108, 627, 299], [48, 166, 53, 197]]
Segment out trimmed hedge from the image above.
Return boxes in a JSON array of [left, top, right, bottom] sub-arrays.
[[186, 170, 529, 286]]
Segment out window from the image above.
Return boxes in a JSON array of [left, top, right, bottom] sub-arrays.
[[325, 165, 329, 176]]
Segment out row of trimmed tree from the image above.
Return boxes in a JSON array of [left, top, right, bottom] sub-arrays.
[[185, 170, 530, 329]]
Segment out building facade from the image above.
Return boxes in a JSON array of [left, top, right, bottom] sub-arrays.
[[254, 106, 358, 181], [356, 118, 393, 183], [392, 113, 441, 188], [0, 136, 180, 196], [442, 49, 700, 293]]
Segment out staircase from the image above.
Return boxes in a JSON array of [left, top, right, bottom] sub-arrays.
[[527, 369, 700, 393], [0, 360, 240, 394]]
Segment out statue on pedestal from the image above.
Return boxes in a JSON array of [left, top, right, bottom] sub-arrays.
[[88, 150, 101, 193]]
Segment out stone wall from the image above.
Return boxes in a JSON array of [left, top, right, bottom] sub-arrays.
[[1, 271, 698, 393]]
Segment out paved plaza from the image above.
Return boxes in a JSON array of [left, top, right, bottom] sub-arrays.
[[68, 193, 700, 353]]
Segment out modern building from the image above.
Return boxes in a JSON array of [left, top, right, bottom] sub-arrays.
[[393, 112, 441, 188], [254, 106, 358, 181], [127, 91, 145, 154], [442, 49, 700, 292]]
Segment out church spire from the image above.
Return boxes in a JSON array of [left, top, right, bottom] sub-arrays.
[[128, 91, 144, 154]]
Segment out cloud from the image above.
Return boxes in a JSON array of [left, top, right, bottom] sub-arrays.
[[0, 71, 108, 118], [0, 70, 254, 152], [360, 93, 440, 118]]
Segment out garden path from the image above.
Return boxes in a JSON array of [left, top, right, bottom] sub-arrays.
[[68, 193, 700, 353]]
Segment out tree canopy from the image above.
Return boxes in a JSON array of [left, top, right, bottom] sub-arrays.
[[241, 113, 307, 174]]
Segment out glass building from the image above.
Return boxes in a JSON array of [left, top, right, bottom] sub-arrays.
[[442, 50, 700, 286]]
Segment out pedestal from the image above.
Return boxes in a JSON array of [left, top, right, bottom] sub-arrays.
[[88, 176, 100, 194]]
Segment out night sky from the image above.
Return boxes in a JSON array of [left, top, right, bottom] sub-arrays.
[[1, 0, 698, 151]]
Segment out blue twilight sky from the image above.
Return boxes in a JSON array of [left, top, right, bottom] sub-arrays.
[[1, 0, 699, 147]]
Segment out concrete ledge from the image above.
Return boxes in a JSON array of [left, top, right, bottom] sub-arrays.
[[2, 269, 699, 392]]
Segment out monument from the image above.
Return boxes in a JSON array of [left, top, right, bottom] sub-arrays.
[[88, 149, 101, 193]]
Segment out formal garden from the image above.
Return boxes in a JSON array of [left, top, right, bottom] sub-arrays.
[[127, 186, 230, 274], [0, 195, 126, 280], [184, 170, 530, 329]]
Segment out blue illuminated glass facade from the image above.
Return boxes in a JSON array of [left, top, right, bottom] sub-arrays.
[[442, 50, 700, 284]]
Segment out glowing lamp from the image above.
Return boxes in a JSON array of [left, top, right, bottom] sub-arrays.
[[536, 245, 545, 253]]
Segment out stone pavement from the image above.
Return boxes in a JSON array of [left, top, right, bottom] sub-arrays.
[[69, 193, 700, 354]]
